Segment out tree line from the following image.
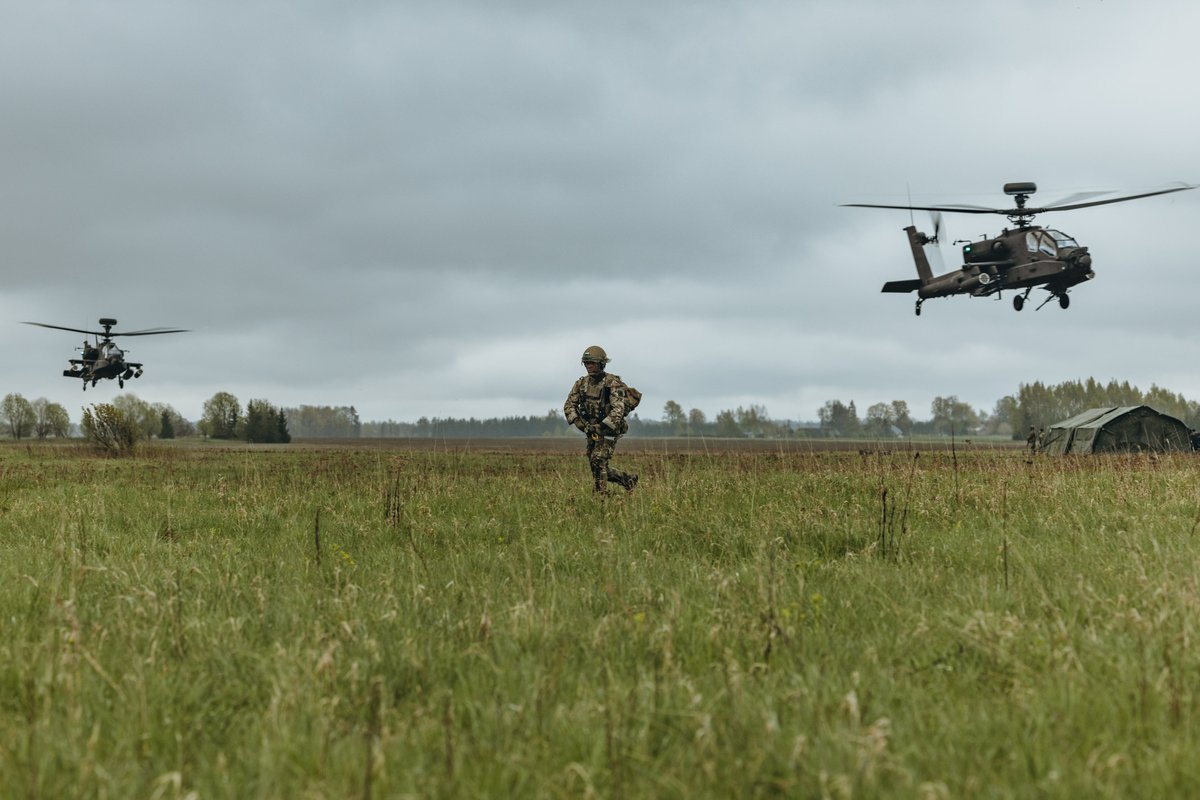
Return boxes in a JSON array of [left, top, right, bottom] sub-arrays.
[[199, 392, 291, 443], [0, 394, 71, 439], [1011, 379, 1200, 432], [3, 380, 1196, 442]]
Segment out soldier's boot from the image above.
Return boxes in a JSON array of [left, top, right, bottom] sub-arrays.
[[607, 469, 637, 493]]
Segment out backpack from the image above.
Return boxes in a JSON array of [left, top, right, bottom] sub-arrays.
[[624, 386, 642, 412], [601, 378, 642, 414]]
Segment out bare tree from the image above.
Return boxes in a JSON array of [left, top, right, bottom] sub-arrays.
[[1, 393, 36, 439]]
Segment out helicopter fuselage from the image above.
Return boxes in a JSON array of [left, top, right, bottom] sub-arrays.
[[64, 347, 144, 389], [883, 224, 1095, 312]]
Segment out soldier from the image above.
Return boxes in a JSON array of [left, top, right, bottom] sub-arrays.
[[1026, 425, 1038, 454], [564, 345, 639, 494]]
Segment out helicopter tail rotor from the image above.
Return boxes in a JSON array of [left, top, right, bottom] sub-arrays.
[[925, 211, 947, 273]]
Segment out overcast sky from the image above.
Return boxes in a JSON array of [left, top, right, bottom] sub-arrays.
[[2, 0, 1197, 424]]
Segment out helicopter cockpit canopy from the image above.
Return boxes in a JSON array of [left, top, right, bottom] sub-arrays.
[[1025, 229, 1079, 256], [100, 341, 123, 360]]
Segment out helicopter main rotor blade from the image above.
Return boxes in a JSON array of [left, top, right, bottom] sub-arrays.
[[109, 327, 189, 337], [22, 321, 109, 336], [840, 202, 1006, 215], [1028, 183, 1195, 213], [23, 321, 189, 337], [843, 184, 1195, 217], [1039, 190, 1112, 208]]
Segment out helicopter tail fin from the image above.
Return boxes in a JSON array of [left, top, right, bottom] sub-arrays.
[[904, 225, 934, 284]]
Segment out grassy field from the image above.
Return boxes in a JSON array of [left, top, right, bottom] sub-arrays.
[[1, 438, 1198, 798]]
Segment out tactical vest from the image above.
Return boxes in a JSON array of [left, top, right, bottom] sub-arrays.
[[577, 375, 617, 422]]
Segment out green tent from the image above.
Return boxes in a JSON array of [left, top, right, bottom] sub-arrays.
[[1039, 406, 1192, 455]]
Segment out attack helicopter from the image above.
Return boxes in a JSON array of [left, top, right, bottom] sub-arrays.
[[23, 317, 188, 390], [844, 182, 1195, 315]]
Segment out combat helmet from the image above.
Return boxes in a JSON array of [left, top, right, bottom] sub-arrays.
[[581, 345, 609, 365]]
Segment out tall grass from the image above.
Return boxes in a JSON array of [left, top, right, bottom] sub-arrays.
[[1, 443, 1199, 797]]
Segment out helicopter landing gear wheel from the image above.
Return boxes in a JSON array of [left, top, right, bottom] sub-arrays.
[[1059, 293, 1070, 310], [1013, 295, 1024, 312], [915, 299, 923, 316], [119, 378, 124, 388]]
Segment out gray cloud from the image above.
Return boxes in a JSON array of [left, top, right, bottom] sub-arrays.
[[1, 1, 1197, 423]]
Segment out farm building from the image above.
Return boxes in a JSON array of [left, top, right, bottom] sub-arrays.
[[1039, 406, 1192, 455]]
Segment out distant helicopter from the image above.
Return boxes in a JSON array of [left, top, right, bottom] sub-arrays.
[[24, 317, 188, 390], [844, 182, 1195, 315]]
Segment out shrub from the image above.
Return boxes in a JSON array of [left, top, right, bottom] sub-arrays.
[[81, 403, 140, 455]]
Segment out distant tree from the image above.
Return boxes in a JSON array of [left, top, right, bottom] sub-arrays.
[[846, 401, 861, 435], [818, 400, 859, 437], [31, 398, 50, 438], [275, 408, 291, 443], [152, 403, 194, 438], [930, 395, 980, 436], [31, 398, 70, 439], [283, 405, 363, 438], [688, 408, 707, 430], [1014, 382, 1058, 432], [988, 395, 1018, 438], [864, 402, 895, 436], [112, 394, 159, 439], [242, 399, 291, 443], [735, 404, 772, 437], [713, 409, 741, 437], [201, 392, 241, 439], [243, 399, 271, 442], [662, 400, 686, 434], [1, 393, 36, 439], [159, 410, 175, 439], [890, 400, 912, 434]]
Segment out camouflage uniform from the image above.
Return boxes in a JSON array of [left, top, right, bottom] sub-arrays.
[[564, 365, 638, 493]]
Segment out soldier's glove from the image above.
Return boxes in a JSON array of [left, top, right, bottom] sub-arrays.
[[588, 424, 602, 441]]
